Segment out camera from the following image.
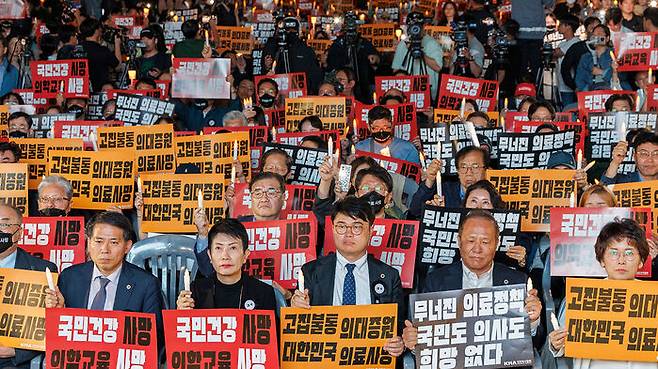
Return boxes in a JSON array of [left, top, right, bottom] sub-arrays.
[[541, 42, 555, 68], [406, 11, 425, 59], [344, 11, 359, 45], [102, 25, 126, 44], [488, 28, 516, 67]]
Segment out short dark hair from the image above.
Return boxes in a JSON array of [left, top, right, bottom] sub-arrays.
[[367, 105, 392, 125], [0, 92, 24, 105], [0, 141, 22, 161], [260, 148, 292, 175], [528, 100, 556, 121], [457, 209, 500, 239], [535, 122, 559, 133], [465, 98, 479, 112], [59, 24, 78, 44], [300, 136, 326, 149], [463, 180, 506, 209], [331, 196, 375, 226], [85, 211, 134, 242], [558, 15, 580, 33], [518, 96, 537, 109], [644, 6, 658, 29], [181, 19, 200, 39], [594, 218, 649, 264], [354, 166, 393, 193], [455, 146, 489, 169], [207, 218, 250, 251], [8, 112, 32, 128], [39, 34, 59, 57], [79, 18, 101, 39], [350, 156, 378, 172], [136, 77, 157, 89], [604, 94, 634, 112], [335, 66, 356, 81], [298, 115, 323, 131], [605, 7, 623, 26], [249, 171, 286, 192], [467, 111, 491, 124], [632, 130, 658, 149], [257, 78, 279, 94], [584, 16, 602, 30], [380, 95, 404, 105]]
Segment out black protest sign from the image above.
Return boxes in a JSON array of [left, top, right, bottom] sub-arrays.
[[263, 143, 328, 186], [498, 131, 576, 169], [115, 93, 175, 126], [30, 113, 76, 138]]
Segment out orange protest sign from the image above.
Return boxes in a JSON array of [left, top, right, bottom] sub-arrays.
[[47, 149, 136, 210], [97, 124, 176, 174], [280, 304, 398, 369], [360, 24, 396, 52], [0, 268, 58, 351], [609, 180, 658, 231], [307, 39, 332, 58], [285, 97, 348, 136], [216, 26, 254, 53], [565, 278, 658, 362], [140, 173, 226, 233], [487, 169, 576, 232], [0, 163, 28, 215], [14, 138, 84, 190], [0, 105, 9, 140]]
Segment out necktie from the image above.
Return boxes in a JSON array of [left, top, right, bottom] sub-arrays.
[[342, 264, 356, 305], [90, 277, 110, 310]]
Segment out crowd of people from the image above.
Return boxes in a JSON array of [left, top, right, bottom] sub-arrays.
[[1, 0, 658, 368]]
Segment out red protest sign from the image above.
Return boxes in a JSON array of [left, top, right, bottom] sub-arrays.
[[242, 218, 317, 289], [163, 309, 279, 369], [18, 217, 85, 272], [0, 0, 28, 19], [324, 217, 418, 288], [375, 75, 431, 111], [231, 183, 317, 218], [577, 90, 636, 118], [46, 308, 158, 369], [356, 149, 422, 183], [550, 207, 653, 278], [171, 58, 231, 99], [275, 130, 340, 146], [646, 84, 658, 111], [507, 120, 587, 155], [438, 74, 499, 112], [53, 120, 124, 150], [31, 60, 90, 98], [612, 32, 658, 71], [264, 108, 285, 130], [354, 102, 418, 141], [254, 73, 307, 98]]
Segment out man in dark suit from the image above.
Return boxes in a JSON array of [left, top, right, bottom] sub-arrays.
[[45, 212, 164, 353], [402, 209, 543, 352], [0, 203, 57, 369], [291, 196, 406, 358]]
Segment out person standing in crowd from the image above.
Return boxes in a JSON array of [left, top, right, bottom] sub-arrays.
[[79, 18, 121, 92], [0, 37, 18, 97], [512, 0, 556, 79], [620, 0, 644, 31], [135, 25, 171, 80], [602, 131, 658, 184]]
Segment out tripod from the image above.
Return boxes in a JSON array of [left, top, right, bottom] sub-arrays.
[[535, 62, 561, 107], [401, 41, 427, 76], [15, 38, 34, 89]]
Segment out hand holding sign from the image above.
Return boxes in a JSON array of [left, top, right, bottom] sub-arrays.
[[290, 287, 311, 309], [402, 320, 418, 351]]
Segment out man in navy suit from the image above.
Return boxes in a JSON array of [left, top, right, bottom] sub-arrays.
[[402, 209, 543, 353], [45, 212, 164, 353], [0, 203, 57, 369], [291, 196, 406, 358]]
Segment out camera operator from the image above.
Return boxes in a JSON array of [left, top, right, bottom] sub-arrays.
[[0, 36, 18, 97], [261, 17, 322, 94], [79, 18, 121, 92], [450, 21, 485, 78], [554, 15, 581, 107], [511, 0, 555, 81], [484, 20, 521, 101], [392, 12, 443, 101], [327, 12, 379, 103], [135, 25, 171, 80]]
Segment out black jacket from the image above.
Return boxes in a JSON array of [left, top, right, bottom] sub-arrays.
[[261, 38, 323, 94], [560, 40, 590, 92], [327, 35, 379, 102], [190, 274, 277, 311]]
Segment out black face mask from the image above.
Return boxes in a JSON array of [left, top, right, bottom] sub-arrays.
[[193, 99, 209, 109], [67, 104, 85, 118], [104, 114, 116, 121], [9, 131, 28, 138], [0, 229, 19, 254], [363, 191, 386, 214], [260, 94, 275, 108], [39, 208, 67, 217], [372, 130, 392, 143]]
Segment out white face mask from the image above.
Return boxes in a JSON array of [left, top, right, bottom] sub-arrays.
[[567, 0, 576, 4]]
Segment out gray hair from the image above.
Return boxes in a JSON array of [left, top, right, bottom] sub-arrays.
[[38, 175, 74, 199], [222, 110, 248, 126]]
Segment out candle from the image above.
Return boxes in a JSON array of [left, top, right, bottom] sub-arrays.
[[635, 94, 642, 111], [233, 140, 238, 160], [464, 121, 480, 147], [89, 132, 98, 152], [271, 127, 277, 141], [128, 70, 137, 81], [551, 312, 560, 330], [173, 14, 178, 22], [373, 92, 377, 103], [197, 189, 203, 209], [503, 97, 508, 110], [459, 97, 466, 118], [327, 136, 333, 165], [395, 28, 402, 41], [527, 278, 533, 292], [419, 151, 426, 170], [649, 68, 653, 83], [183, 267, 191, 290], [353, 119, 358, 138], [351, 144, 356, 156], [584, 160, 596, 172], [137, 177, 143, 193], [617, 112, 627, 141], [45, 268, 55, 290], [609, 50, 616, 61], [231, 165, 236, 184], [335, 147, 340, 165], [436, 171, 442, 198], [59, 80, 65, 93], [204, 30, 209, 47], [569, 191, 576, 207], [500, 114, 505, 131], [576, 149, 582, 170], [297, 271, 304, 291]]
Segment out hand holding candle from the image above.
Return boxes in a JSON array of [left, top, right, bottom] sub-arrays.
[[297, 271, 304, 291], [45, 268, 55, 290], [183, 267, 191, 290], [197, 189, 203, 209], [551, 312, 560, 330]]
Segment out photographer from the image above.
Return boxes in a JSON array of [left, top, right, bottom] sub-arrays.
[[79, 18, 121, 92], [449, 22, 485, 78], [135, 25, 171, 80], [575, 24, 613, 91], [327, 12, 379, 103], [0, 36, 18, 97], [484, 19, 521, 101], [391, 12, 443, 101]]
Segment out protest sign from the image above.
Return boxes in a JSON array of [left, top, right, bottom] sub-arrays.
[[307, 39, 332, 60], [163, 309, 279, 369], [242, 218, 317, 289], [276, 130, 340, 147], [0, 105, 7, 141], [565, 278, 658, 362], [488, 170, 575, 232], [30, 113, 76, 139], [418, 123, 474, 175], [263, 143, 328, 186], [254, 73, 307, 99], [0, 163, 28, 215], [216, 26, 254, 53], [507, 120, 587, 155], [247, 21, 276, 45], [285, 97, 348, 135], [0, 269, 55, 351], [46, 308, 158, 369], [356, 150, 421, 183], [31, 59, 89, 98], [612, 32, 658, 71], [205, 126, 268, 172], [426, 25, 454, 51], [609, 180, 658, 231], [354, 102, 418, 141], [360, 24, 396, 52], [265, 108, 286, 131], [232, 183, 316, 218], [47, 149, 135, 210], [172, 8, 198, 19], [19, 216, 85, 271], [14, 138, 84, 190], [577, 90, 635, 117], [54, 120, 124, 150], [550, 207, 653, 278], [433, 109, 499, 126], [375, 75, 431, 112], [324, 217, 418, 289], [498, 130, 576, 169], [115, 93, 175, 126], [14, 89, 48, 114], [164, 21, 184, 48], [280, 304, 397, 368], [106, 88, 161, 100], [85, 92, 108, 119], [97, 124, 175, 174], [140, 173, 226, 233], [438, 74, 499, 112], [411, 285, 534, 369], [419, 205, 521, 266], [171, 58, 231, 99]]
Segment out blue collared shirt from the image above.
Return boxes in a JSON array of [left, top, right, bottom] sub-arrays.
[[0, 248, 17, 269]]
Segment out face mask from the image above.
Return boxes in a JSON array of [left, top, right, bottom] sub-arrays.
[[260, 94, 275, 108], [104, 114, 116, 121], [363, 191, 386, 214], [0, 228, 19, 254], [193, 99, 209, 109], [67, 104, 85, 118], [39, 208, 67, 217], [9, 131, 28, 138], [372, 130, 392, 143]]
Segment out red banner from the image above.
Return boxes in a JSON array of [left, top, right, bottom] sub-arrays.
[[31, 60, 90, 98], [437, 74, 499, 112], [612, 32, 658, 71], [506, 120, 587, 154], [171, 58, 231, 99], [242, 218, 317, 289], [53, 120, 124, 150], [18, 217, 85, 272], [232, 183, 317, 217], [354, 102, 418, 141], [375, 75, 431, 111], [324, 217, 418, 288], [275, 130, 340, 147], [264, 108, 285, 130], [46, 308, 158, 369], [163, 309, 279, 369], [356, 149, 421, 183], [646, 84, 658, 111], [254, 73, 307, 98], [577, 90, 635, 118]]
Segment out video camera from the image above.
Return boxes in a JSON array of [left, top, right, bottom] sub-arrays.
[[344, 11, 359, 45], [488, 28, 516, 67], [406, 11, 425, 59]]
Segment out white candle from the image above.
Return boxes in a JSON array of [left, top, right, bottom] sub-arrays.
[[183, 268, 191, 290], [465, 122, 480, 147], [419, 151, 426, 170], [527, 278, 533, 292], [551, 312, 560, 330], [231, 165, 236, 184], [137, 177, 143, 193], [353, 119, 358, 139], [233, 140, 238, 160], [327, 136, 333, 165], [569, 191, 576, 207], [436, 171, 442, 198], [649, 68, 653, 84], [271, 127, 277, 141], [617, 112, 627, 141], [45, 268, 55, 290], [197, 189, 203, 209], [584, 160, 596, 172], [89, 132, 98, 152], [576, 149, 582, 170], [297, 271, 304, 291], [459, 97, 466, 118]]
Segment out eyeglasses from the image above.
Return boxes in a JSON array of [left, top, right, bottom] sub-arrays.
[[251, 188, 282, 199], [38, 196, 71, 205], [458, 163, 485, 173], [358, 184, 387, 195], [636, 150, 658, 159], [0, 223, 20, 231], [606, 248, 637, 261], [262, 164, 287, 174], [334, 222, 366, 236]]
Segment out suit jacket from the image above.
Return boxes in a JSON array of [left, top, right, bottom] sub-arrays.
[[0, 248, 57, 369], [301, 253, 405, 328], [407, 179, 462, 220]]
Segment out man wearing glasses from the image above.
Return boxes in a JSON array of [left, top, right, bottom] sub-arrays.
[[601, 131, 658, 185], [291, 196, 406, 358], [36, 175, 73, 217]]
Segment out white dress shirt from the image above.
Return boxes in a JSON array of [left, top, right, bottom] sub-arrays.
[[333, 252, 371, 306], [86, 264, 122, 310]]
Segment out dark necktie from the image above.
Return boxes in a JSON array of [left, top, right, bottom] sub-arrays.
[[90, 277, 110, 310], [342, 263, 356, 305]]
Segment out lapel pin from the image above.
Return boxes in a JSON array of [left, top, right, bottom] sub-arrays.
[[380, 273, 385, 279], [374, 283, 385, 295], [126, 284, 132, 290]]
